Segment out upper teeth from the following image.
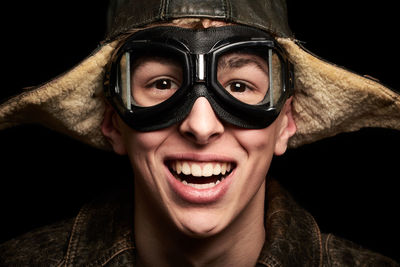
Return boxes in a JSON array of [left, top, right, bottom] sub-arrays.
[[171, 161, 232, 177]]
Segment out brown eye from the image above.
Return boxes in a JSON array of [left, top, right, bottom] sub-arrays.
[[229, 82, 247, 93], [155, 79, 173, 90]]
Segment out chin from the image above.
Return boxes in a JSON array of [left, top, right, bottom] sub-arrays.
[[181, 223, 222, 239], [173, 208, 229, 239]]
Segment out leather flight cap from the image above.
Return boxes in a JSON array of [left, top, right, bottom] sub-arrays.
[[106, 0, 292, 40], [0, 0, 399, 150]]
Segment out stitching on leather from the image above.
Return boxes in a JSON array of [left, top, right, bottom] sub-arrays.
[[325, 234, 333, 266], [257, 255, 279, 267], [163, 0, 169, 19], [160, 0, 167, 19], [92, 233, 135, 266], [100, 246, 136, 267], [224, 0, 232, 20], [256, 260, 273, 267], [220, 0, 227, 17], [266, 209, 289, 221], [64, 211, 135, 266], [55, 259, 66, 267], [82, 238, 135, 267], [63, 204, 90, 266], [308, 211, 323, 267]]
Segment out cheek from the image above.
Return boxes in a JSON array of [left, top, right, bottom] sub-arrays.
[[233, 126, 277, 154], [229, 127, 277, 212], [232, 126, 278, 187], [120, 126, 174, 197], [121, 124, 171, 153], [119, 124, 174, 178]]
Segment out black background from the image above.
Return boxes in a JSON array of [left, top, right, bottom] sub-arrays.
[[0, 0, 399, 262]]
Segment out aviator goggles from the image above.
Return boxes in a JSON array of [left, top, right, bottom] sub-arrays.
[[104, 25, 294, 131]]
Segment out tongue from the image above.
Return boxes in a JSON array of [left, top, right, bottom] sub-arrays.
[[182, 175, 221, 184]]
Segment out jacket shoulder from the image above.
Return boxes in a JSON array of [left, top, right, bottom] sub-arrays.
[[0, 218, 74, 266], [322, 233, 399, 267]]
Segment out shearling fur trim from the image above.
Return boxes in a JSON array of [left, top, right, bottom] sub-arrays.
[[0, 39, 399, 150], [0, 41, 118, 150], [277, 38, 400, 148]]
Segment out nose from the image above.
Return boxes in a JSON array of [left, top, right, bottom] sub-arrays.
[[179, 97, 224, 145]]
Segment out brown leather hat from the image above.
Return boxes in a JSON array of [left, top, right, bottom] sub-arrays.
[[0, 0, 399, 150], [105, 0, 292, 39]]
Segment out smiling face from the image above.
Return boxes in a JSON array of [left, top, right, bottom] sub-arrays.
[[103, 96, 295, 238], [101, 20, 296, 238]]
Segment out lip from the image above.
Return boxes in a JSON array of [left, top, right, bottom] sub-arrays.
[[164, 153, 236, 204]]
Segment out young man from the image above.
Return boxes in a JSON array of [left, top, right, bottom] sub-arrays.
[[0, 1, 399, 266], [101, 19, 296, 266]]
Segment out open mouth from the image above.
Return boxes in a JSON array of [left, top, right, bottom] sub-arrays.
[[167, 160, 235, 190]]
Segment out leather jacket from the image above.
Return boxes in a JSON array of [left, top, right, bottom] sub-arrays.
[[1, 179, 398, 266]]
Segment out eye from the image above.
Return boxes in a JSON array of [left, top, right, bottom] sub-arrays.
[[225, 81, 254, 93], [227, 81, 248, 93], [154, 79, 172, 90], [148, 78, 180, 90]]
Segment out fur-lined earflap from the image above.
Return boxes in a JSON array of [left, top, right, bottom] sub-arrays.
[[0, 41, 118, 150], [277, 39, 400, 148]]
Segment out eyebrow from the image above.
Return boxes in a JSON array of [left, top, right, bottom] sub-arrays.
[[218, 55, 269, 75], [132, 55, 181, 70]]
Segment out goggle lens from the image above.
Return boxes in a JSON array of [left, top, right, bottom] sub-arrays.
[[117, 47, 184, 108], [215, 47, 283, 106]]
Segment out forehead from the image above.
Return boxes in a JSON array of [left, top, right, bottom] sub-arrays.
[[127, 25, 273, 54]]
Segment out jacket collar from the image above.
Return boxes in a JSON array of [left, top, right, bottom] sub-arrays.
[[64, 179, 322, 266], [63, 187, 136, 266], [257, 179, 323, 266]]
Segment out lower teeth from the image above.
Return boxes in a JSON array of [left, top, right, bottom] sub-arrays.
[[179, 178, 223, 189], [170, 166, 232, 189]]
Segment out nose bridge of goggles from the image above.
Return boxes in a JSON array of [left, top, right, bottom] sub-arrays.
[[195, 54, 206, 83]]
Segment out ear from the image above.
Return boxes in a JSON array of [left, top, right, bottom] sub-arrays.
[[274, 97, 297, 156], [101, 103, 127, 155]]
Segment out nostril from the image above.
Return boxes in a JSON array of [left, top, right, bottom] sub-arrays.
[[209, 132, 220, 140], [184, 131, 196, 141], [178, 97, 224, 144], [181, 129, 222, 145]]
